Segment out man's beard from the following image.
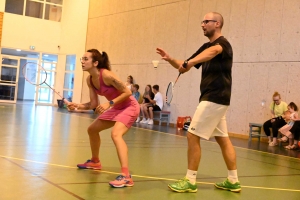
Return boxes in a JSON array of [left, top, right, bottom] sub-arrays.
[[204, 29, 215, 37]]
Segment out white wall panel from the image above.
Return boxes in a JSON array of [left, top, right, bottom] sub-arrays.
[[279, 0, 300, 61], [86, 0, 300, 135], [260, 0, 283, 61]]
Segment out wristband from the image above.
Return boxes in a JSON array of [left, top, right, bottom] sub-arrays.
[[182, 60, 188, 68]]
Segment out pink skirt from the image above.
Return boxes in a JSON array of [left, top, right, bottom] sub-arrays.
[[98, 96, 140, 128], [279, 124, 292, 137]]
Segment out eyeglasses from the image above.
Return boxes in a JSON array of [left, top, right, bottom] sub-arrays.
[[201, 20, 217, 24], [273, 99, 280, 102], [80, 57, 89, 62]]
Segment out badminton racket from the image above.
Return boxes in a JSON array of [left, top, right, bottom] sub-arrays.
[[22, 62, 71, 106], [165, 60, 188, 105]]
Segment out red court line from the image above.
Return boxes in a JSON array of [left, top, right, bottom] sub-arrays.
[[2, 158, 85, 200]]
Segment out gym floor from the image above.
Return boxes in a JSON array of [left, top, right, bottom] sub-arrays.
[[0, 102, 299, 200]]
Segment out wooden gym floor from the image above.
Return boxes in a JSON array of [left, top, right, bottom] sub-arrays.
[[0, 102, 299, 200]]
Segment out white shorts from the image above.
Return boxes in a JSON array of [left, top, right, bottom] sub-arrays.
[[188, 101, 229, 140]]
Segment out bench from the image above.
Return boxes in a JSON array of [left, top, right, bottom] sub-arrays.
[[138, 110, 171, 126], [248, 123, 264, 142], [249, 122, 286, 143], [153, 111, 171, 126]]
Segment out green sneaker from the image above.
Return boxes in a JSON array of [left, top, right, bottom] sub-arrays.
[[168, 177, 197, 193], [214, 178, 241, 192]]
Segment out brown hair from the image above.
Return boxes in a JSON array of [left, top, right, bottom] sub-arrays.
[[153, 85, 159, 91], [143, 84, 153, 97], [288, 102, 298, 111], [272, 91, 281, 99], [133, 84, 139, 90], [128, 75, 134, 84], [87, 49, 111, 70]]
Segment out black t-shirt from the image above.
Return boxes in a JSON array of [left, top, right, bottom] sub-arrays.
[[187, 36, 233, 105], [143, 92, 154, 103]]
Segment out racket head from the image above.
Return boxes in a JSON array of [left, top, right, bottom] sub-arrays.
[[166, 82, 174, 105], [22, 62, 65, 101], [22, 62, 47, 86]]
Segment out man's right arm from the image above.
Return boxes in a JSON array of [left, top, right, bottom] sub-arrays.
[[156, 47, 184, 69]]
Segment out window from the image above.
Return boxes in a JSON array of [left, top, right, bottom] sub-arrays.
[[5, 0, 63, 22], [5, 0, 24, 15]]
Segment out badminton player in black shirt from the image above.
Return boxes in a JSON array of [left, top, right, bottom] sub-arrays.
[[156, 12, 241, 193]]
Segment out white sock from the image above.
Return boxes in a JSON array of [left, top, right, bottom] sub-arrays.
[[186, 169, 197, 184], [228, 170, 239, 183]]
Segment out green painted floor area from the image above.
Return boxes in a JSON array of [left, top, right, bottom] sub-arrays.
[[0, 103, 299, 200]]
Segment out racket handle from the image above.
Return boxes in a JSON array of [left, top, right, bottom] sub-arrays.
[[63, 98, 78, 111], [62, 98, 70, 104]]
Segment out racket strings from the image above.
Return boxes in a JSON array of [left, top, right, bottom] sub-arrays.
[[166, 82, 173, 104], [22, 62, 64, 100], [22, 62, 48, 86]]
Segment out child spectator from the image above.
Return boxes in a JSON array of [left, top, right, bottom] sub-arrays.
[[132, 84, 141, 103]]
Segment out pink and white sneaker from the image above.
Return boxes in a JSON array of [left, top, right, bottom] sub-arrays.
[[77, 159, 102, 170], [109, 175, 134, 188]]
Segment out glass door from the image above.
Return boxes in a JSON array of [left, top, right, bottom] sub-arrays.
[[35, 61, 57, 105], [63, 55, 76, 102], [0, 56, 20, 103]]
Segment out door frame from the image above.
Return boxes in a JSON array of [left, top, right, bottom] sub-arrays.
[[0, 55, 20, 103]]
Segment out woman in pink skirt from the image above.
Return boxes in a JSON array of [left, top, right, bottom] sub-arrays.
[[67, 49, 140, 188]]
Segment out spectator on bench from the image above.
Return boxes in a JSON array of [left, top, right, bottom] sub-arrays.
[[278, 102, 298, 148], [287, 120, 300, 150], [125, 75, 134, 91], [140, 85, 163, 125], [132, 84, 142, 103], [136, 85, 154, 123], [263, 91, 288, 146]]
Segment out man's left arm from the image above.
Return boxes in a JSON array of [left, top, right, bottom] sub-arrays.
[[179, 45, 223, 73]]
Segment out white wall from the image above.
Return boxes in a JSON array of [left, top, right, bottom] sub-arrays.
[[86, 0, 300, 135], [59, 0, 89, 103], [0, 0, 4, 12], [0, 0, 89, 103]]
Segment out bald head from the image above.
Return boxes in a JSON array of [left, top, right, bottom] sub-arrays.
[[205, 12, 224, 29]]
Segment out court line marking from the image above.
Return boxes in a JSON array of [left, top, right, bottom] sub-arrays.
[[54, 112, 300, 160], [21, 109, 300, 162], [54, 111, 300, 161], [1, 155, 299, 192]]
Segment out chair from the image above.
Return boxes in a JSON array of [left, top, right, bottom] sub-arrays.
[[249, 123, 264, 142]]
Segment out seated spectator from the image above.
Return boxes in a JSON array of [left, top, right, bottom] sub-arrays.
[[286, 120, 300, 150], [141, 85, 163, 125], [263, 91, 288, 146], [136, 85, 154, 123], [125, 75, 134, 91], [278, 102, 298, 147], [132, 84, 142, 103]]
